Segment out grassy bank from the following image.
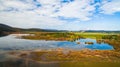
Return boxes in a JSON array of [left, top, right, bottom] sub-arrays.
[[25, 49, 120, 62], [7, 49, 120, 67], [22, 32, 82, 41], [60, 62, 120, 67]]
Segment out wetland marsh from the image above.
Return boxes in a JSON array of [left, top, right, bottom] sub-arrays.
[[0, 32, 120, 67]]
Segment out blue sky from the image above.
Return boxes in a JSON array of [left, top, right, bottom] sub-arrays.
[[0, 0, 120, 31]]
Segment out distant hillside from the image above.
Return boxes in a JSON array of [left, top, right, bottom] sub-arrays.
[[0, 23, 66, 36], [0, 23, 15, 32], [83, 30, 120, 33], [0, 23, 15, 36], [0, 23, 120, 36]]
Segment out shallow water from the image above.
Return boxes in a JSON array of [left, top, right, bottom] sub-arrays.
[[0, 34, 114, 51]]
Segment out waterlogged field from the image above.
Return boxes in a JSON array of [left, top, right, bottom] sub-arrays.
[[22, 32, 82, 41], [21, 32, 120, 51], [0, 32, 120, 67], [75, 32, 120, 51]]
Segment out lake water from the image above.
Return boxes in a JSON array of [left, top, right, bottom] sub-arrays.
[[0, 34, 114, 51]]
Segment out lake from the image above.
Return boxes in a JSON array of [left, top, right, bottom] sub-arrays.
[[0, 34, 114, 51]]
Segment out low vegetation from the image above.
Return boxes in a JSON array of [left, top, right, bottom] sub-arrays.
[[102, 35, 120, 51], [22, 32, 82, 41], [21, 32, 120, 51], [26, 49, 120, 62]]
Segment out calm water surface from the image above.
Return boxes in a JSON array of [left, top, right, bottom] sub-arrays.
[[0, 34, 114, 51]]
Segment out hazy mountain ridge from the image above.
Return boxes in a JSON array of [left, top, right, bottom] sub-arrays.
[[82, 30, 120, 33], [0, 23, 120, 35], [0, 23, 15, 32], [0, 23, 66, 36]]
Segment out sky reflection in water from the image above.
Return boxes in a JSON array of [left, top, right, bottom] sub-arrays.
[[0, 34, 114, 51]]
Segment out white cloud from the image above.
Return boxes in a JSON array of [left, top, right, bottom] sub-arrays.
[[0, 11, 65, 29], [37, 0, 58, 5], [100, 0, 120, 14], [0, 0, 120, 30], [54, 0, 95, 21], [0, 0, 35, 11], [0, 0, 96, 21]]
